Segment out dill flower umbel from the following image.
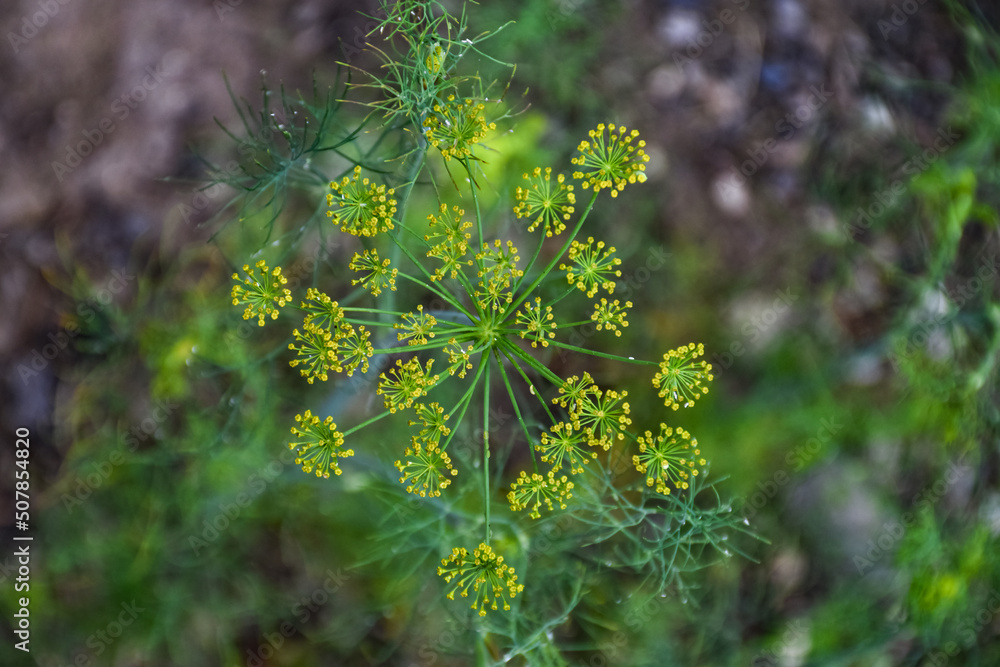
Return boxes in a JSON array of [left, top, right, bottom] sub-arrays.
[[377, 357, 440, 413], [288, 410, 354, 478], [288, 323, 338, 384], [437, 543, 524, 616], [231, 260, 292, 326], [632, 424, 706, 494], [652, 343, 714, 410], [330, 322, 374, 377], [395, 305, 438, 345], [423, 95, 495, 161], [425, 203, 473, 281], [409, 402, 451, 443], [571, 123, 649, 196], [326, 166, 397, 237], [513, 167, 576, 237], [592, 298, 632, 336], [516, 297, 557, 348], [394, 437, 457, 497], [445, 338, 475, 378], [349, 249, 397, 297], [561, 237, 622, 298], [553, 372, 599, 410], [536, 421, 597, 474], [570, 387, 632, 450], [507, 470, 574, 519], [300, 288, 345, 330]]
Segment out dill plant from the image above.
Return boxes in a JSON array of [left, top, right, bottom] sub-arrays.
[[215, 0, 754, 655]]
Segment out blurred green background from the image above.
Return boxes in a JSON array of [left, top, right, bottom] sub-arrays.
[[2, 0, 1000, 665]]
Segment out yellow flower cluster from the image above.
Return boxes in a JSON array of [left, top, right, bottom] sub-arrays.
[[569, 386, 632, 450], [288, 289, 373, 382], [513, 167, 576, 237], [425, 203, 473, 281], [444, 338, 475, 378], [652, 343, 713, 410], [231, 260, 292, 326], [437, 543, 523, 616], [349, 249, 397, 297], [394, 437, 457, 497], [475, 240, 522, 313], [592, 298, 632, 336], [326, 166, 397, 237], [395, 304, 438, 345], [561, 237, 622, 298], [288, 410, 354, 478], [516, 297, 557, 348], [632, 424, 705, 494], [423, 95, 495, 161], [377, 357, 440, 413], [571, 123, 649, 196], [536, 422, 596, 474], [507, 470, 574, 519]]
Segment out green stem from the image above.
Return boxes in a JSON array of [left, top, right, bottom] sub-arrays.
[[369, 338, 460, 355], [342, 408, 393, 437], [514, 226, 548, 294], [493, 348, 539, 473], [439, 351, 490, 452], [498, 344, 557, 425], [385, 134, 429, 317], [498, 338, 564, 386], [545, 339, 658, 366], [394, 264, 477, 321], [548, 285, 579, 308], [463, 158, 486, 276], [483, 354, 492, 544]]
